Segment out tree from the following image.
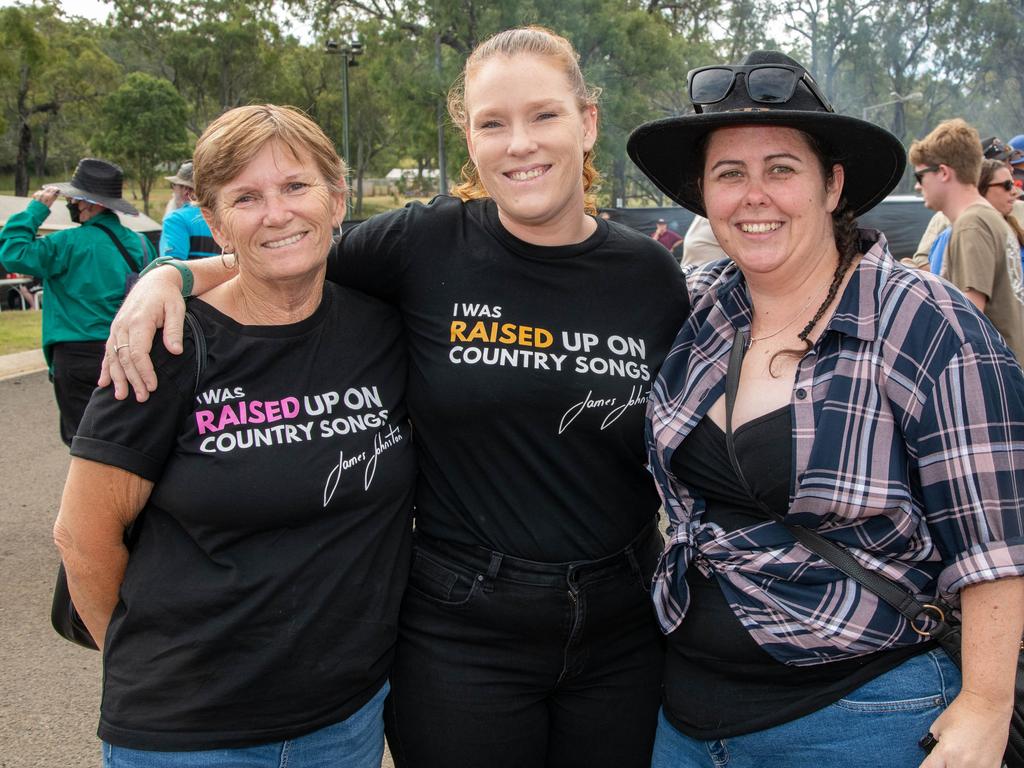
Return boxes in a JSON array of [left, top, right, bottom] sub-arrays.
[[0, 4, 120, 195], [97, 72, 188, 215], [109, 0, 290, 133]]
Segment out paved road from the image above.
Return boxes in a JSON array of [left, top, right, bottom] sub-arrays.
[[0, 371, 394, 767], [0, 371, 98, 767]]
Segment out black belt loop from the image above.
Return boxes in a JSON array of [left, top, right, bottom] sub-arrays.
[[482, 551, 503, 592], [624, 543, 642, 581]]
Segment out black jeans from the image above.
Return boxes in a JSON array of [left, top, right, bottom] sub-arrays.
[[50, 341, 105, 447], [384, 521, 665, 768]]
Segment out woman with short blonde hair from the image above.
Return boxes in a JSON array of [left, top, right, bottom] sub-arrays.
[[56, 104, 416, 767]]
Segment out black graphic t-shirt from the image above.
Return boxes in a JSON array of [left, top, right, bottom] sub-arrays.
[[332, 197, 690, 561], [70, 284, 416, 750]]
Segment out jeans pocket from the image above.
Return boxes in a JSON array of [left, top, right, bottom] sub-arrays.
[[633, 531, 664, 595], [406, 550, 480, 607], [834, 650, 955, 713]]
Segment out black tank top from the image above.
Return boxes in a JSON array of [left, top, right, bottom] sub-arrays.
[[664, 407, 929, 738]]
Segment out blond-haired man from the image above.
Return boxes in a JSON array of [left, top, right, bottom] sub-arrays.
[[909, 119, 1024, 360]]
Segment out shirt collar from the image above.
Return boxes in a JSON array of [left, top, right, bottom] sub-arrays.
[[822, 228, 889, 344]]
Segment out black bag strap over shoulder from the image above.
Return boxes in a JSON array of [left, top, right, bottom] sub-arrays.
[[723, 330, 953, 636], [182, 307, 207, 394], [723, 329, 1023, 766], [91, 222, 141, 273]]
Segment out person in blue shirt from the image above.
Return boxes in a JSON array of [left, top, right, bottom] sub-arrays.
[[159, 162, 217, 260]]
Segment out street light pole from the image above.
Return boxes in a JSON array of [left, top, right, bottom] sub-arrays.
[[325, 38, 364, 219], [435, 30, 448, 195], [325, 38, 365, 165], [341, 52, 351, 163]]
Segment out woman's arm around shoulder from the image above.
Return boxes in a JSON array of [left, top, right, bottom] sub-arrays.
[[101, 258, 228, 401]]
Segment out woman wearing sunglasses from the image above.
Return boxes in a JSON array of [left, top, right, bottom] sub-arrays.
[[629, 50, 1024, 767], [979, 158, 1024, 275]]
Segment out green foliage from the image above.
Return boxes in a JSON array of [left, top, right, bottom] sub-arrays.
[[96, 72, 187, 215], [0, 4, 120, 194], [0, 0, 1023, 211]]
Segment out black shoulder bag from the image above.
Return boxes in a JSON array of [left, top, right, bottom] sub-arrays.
[[50, 309, 207, 650], [723, 330, 1023, 766]]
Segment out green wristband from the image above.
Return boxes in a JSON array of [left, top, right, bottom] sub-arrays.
[[140, 256, 194, 297]]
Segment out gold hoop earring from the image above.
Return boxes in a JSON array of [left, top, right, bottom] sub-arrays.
[[221, 249, 237, 269]]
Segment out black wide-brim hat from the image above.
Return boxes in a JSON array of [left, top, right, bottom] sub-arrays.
[[627, 51, 906, 218], [52, 158, 139, 216]]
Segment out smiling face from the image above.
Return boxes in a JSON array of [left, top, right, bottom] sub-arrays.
[[206, 140, 345, 283], [701, 125, 843, 281], [983, 165, 1018, 217], [463, 53, 597, 243]]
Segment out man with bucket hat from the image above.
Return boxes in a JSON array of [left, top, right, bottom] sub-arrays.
[[0, 157, 155, 446], [158, 161, 217, 260]]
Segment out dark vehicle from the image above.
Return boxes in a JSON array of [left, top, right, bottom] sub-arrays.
[[602, 195, 932, 263]]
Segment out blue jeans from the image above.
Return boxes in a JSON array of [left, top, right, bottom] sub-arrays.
[[102, 681, 389, 768], [651, 649, 961, 768], [385, 524, 665, 768]]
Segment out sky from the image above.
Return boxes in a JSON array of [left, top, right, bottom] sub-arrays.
[[0, 0, 113, 21], [0, 0, 315, 41]]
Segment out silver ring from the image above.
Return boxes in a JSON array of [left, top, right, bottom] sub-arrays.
[[115, 343, 130, 352]]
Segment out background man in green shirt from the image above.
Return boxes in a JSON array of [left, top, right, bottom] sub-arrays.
[[0, 158, 154, 445]]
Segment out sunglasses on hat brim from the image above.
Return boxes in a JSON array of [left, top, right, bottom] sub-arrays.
[[687, 64, 835, 114]]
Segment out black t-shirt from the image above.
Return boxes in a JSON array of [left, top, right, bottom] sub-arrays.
[[331, 196, 690, 561], [664, 409, 929, 738], [70, 284, 416, 750]]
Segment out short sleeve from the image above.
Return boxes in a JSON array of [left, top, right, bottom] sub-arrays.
[[947, 222, 999, 298], [71, 333, 200, 481], [327, 206, 410, 301], [159, 210, 190, 259]]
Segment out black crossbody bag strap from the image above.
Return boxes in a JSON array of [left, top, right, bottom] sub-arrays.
[[182, 308, 206, 392], [723, 330, 949, 634], [92, 222, 142, 272]]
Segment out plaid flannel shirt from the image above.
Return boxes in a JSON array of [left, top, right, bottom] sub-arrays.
[[647, 230, 1024, 666]]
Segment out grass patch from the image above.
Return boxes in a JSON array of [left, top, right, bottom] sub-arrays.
[[0, 309, 42, 355]]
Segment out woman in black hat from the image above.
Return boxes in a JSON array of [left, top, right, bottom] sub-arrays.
[[629, 52, 1024, 767]]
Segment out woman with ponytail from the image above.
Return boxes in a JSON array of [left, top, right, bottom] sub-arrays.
[[629, 52, 1024, 767]]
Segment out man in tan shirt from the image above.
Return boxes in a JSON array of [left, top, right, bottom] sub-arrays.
[[909, 119, 1024, 361], [907, 136, 1024, 269]]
